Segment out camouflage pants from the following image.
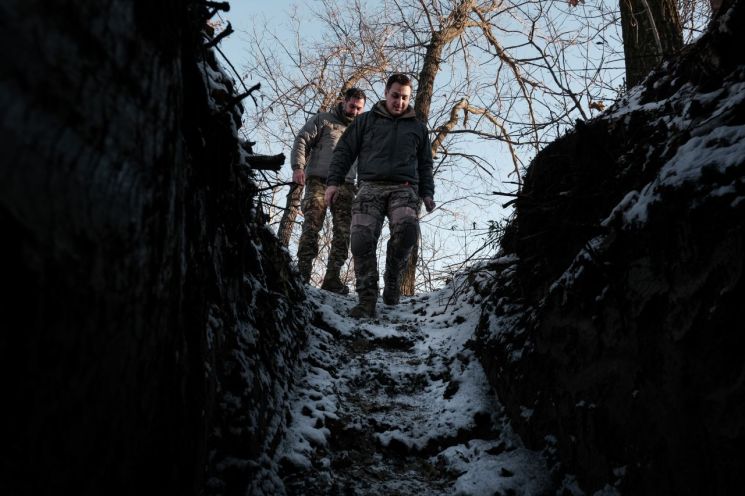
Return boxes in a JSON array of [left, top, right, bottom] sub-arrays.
[[350, 182, 420, 301], [296, 177, 355, 280]]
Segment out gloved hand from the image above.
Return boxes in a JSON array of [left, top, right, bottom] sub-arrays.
[[292, 169, 305, 186], [324, 185, 339, 205], [423, 196, 436, 212]]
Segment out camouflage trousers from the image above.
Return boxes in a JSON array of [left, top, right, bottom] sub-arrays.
[[350, 181, 420, 301], [296, 177, 355, 281]]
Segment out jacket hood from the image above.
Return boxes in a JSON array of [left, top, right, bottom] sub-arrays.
[[373, 100, 416, 119]]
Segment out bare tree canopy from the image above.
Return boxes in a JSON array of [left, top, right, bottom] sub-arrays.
[[238, 0, 713, 292]]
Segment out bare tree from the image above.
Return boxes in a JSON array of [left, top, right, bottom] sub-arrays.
[[277, 184, 303, 246], [240, 0, 712, 292], [381, 0, 618, 294], [677, 0, 715, 41], [618, 0, 683, 87], [398, 0, 483, 295], [243, 0, 390, 261]]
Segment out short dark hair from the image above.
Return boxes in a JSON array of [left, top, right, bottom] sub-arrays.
[[385, 73, 412, 91], [344, 87, 366, 101]]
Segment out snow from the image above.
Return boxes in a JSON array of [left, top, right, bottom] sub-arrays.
[[437, 441, 554, 496], [540, 64, 745, 302], [620, 122, 745, 226], [602, 72, 745, 231], [213, 9, 742, 494], [274, 278, 556, 494]]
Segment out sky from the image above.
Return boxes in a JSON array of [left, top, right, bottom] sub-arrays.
[[202, 5, 744, 493], [210, 0, 627, 290], [249, 48, 745, 492], [220, 1, 316, 71], [212, 0, 513, 289]]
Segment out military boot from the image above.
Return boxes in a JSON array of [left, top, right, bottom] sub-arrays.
[[297, 260, 312, 284], [321, 277, 350, 295], [382, 267, 401, 305], [382, 284, 400, 306], [349, 298, 376, 318], [320, 268, 350, 295]]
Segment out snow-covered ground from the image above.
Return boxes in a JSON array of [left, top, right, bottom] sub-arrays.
[[274, 281, 556, 495]]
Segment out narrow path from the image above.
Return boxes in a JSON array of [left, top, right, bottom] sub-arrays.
[[278, 284, 555, 495]]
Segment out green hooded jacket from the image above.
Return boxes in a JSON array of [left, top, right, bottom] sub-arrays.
[[326, 101, 434, 198]]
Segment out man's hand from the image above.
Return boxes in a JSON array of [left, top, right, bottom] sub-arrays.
[[423, 196, 435, 213], [292, 169, 305, 186], [324, 185, 339, 205]]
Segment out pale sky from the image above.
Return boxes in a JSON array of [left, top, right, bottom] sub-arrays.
[[215, 0, 517, 286], [220, 0, 317, 69]]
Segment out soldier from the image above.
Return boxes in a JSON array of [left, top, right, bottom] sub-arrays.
[[325, 74, 435, 318], [291, 87, 366, 293]]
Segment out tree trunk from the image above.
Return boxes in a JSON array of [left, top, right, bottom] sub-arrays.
[[399, 198, 423, 295], [400, 0, 475, 296], [400, 38, 444, 296], [620, 0, 683, 87], [278, 183, 303, 246]]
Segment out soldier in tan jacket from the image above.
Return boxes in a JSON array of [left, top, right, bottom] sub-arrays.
[[291, 88, 366, 293]]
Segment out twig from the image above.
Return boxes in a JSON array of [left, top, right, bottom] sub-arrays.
[[254, 181, 295, 192], [204, 22, 233, 49], [224, 82, 261, 109]]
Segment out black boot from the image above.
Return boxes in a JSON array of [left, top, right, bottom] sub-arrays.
[[349, 298, 376, 318], [321, 268, 350, 295], [382, 267, 401, 305], [321, 278, 350, 295], [382, 283, 400, 305], [297, 260, 312, 284]]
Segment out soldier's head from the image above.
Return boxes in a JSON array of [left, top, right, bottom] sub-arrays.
[[343, 87, 366, 118], [384, 73, 412, 117]]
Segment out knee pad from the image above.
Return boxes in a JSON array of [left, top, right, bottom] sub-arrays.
[[390, 206, 418, 255], [351, 227, 376, 257], [390, 219, 418, 256]]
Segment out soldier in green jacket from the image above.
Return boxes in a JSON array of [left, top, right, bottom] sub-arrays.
[[291, 88, 366, 293], [325, 74, 435, 318]]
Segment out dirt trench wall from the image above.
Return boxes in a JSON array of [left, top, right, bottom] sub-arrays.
[[476, 2, 745, 494], [0, 1, 307, 494]]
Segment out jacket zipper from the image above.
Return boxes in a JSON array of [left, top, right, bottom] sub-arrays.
[[390, 118, 399, 176]]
